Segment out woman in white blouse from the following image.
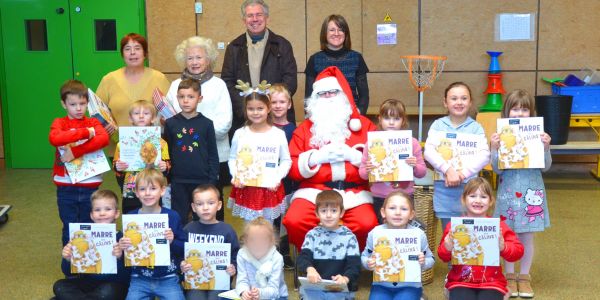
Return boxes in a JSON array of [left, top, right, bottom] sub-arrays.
[[167, 36, 233, 221]]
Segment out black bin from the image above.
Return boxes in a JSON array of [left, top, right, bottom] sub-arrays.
[[535, 95, 573, 145]]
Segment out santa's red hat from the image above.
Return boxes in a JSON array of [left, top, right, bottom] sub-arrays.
[[311, 66, 362, 132]]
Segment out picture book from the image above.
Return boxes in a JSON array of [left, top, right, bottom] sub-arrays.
[[183, 242, 231, 290], [218, 290, 241, 300], [68, 223, 117, 274], [119, 126, 162, 171], [152, 88, 177, 120], [87, 88, 118, 142], [450, 217, 500, 266], [428, 130, 488, 180], [121, 214, 170, 267], [298, 277, 349, 293], [367, 130, 414, 182], [233, 134, 281, 188], [496, 117, 545, 169], [372, 228, 422, 283], [60, 139, 111, 184]]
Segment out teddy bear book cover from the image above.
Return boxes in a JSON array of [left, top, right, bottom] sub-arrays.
[[496, 117, 545, 169], [233, 134, 281, 188], [183, 242, 231, 290], [450, 217, 500, 266], [372, 228, 422, 283], [367, 130, 414, 183], [428, 130, 488, 181], [68, 223, 117, 274], [121, 214, 170, 267], [118, 126, 162, 171]]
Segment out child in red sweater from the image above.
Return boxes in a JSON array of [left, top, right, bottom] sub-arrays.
[[438, 178, 524, 300], [49, 80, 109, 247]]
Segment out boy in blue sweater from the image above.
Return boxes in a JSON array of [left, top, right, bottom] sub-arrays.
[[117, 168, 186, 300], [164, 78, 219, 223], [296, 190, 360, 300], [53, 190, 130, 300], [181, 184, 240, 300]]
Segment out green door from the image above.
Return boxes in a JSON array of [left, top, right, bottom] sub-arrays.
[[0, 0, 145, 168]]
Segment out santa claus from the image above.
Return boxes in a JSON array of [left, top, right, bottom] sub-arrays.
[[283, 66, 378, 250]]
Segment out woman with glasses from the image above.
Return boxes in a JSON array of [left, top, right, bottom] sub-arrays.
[[305, 14, 370, 115]]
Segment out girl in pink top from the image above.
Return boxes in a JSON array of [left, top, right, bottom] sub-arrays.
[[359, 99, 427, 223]]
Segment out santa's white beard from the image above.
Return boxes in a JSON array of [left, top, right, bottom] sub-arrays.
[[306, 94, 352, 148]]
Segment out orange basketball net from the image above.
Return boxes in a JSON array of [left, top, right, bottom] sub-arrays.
[[401, 55, 447, 92], [401, 55, 447, 141]]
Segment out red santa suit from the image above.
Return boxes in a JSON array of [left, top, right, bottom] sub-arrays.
[[283, 67, 378, 250]]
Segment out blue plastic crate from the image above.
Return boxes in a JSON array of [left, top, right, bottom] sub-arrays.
[[552, 85, 600, 114]]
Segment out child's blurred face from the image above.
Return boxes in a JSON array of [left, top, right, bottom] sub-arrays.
[[62, 94, 88, 120], [509, 105, 531, 118], [316, 204, 343, 230], [245, 225, 274, 259], [135, 180, 165, 208], [246, 99, 270, 125], [444, 86, 471, 119], [90, 198, 120, 224], [464, 188, 491, 218], [381, 196, 414, 228], [129, 107, 155, 126], [270, 92, 291, 119], [191, 190, 222, 224], [379, 115, 404, 131], [177, 88, 202, 115]]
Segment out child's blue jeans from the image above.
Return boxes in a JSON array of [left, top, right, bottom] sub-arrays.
[[369, 285, 422, 300], [126, 275, 185, 300], [57, 185, 96, 245]]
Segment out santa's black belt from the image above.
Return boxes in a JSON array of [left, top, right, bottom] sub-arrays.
[[324, 181, 360, 190]]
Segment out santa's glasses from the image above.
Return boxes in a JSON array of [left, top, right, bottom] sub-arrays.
[[316, 89, 341, 98]]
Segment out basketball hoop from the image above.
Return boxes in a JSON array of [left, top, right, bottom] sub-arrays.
[[400, 55, 447, 141]]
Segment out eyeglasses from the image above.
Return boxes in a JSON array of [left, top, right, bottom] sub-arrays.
[[316, 89, 341, 97]]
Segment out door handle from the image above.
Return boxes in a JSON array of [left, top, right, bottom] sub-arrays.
[[56, 7, 65, 14]]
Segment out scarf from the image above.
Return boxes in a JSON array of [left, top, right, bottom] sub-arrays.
[[238, 246, 278, 288], [181, 68, 213, 86]]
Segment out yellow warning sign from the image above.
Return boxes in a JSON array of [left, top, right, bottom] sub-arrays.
[[383, 13, 392, 23]]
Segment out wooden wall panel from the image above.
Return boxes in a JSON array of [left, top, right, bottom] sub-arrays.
[[367, 73, 416, 107], [538, 0, 600, 70], [361, 0, 419, 72], [146, 0, 196, 73], [422, 0, 538, 71], [306, 0, 363, 68]]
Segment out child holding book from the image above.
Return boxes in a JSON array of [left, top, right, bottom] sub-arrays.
[[424, 82, 490, 231], [164, 79, 219, 222], [361, 191, 434, 300], [117, 168, 186, 300], [181, 184, 240, 300], [490, 89, 552, 298], [49, 79, 110, 246], [438, 177, 524, 300], [53, 190, 129, 300], [235, 217, 288, 300], [297, 190, 360, 300], [228, 86, 292, 223], [114, 100, 170, 213], [359, 99, 427, 224]]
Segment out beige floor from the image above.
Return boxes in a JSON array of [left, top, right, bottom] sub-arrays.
[[0, 163, 599, 299]]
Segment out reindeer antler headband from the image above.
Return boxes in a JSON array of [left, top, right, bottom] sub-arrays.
[[235, 80, 271, 97]]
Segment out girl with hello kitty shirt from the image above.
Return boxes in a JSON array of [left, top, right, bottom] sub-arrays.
[[489, 89, 551, 299]]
